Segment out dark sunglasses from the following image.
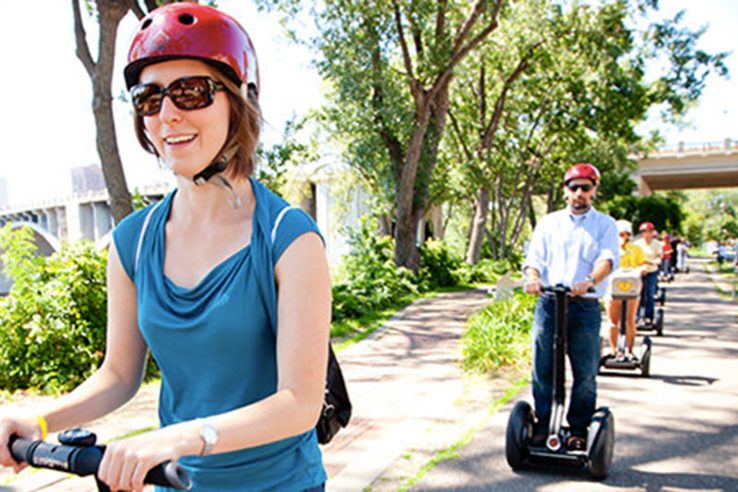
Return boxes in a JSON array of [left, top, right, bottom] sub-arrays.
[[566, 183, 594, 192], [131, 76, 226, 116]]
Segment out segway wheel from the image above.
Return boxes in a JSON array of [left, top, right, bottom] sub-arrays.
[[655, 309, 664, 336], [588, 407, 615, 480], [505, 401, 533, 470]]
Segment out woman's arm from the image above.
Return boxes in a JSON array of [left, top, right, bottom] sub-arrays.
[[0, 242, 149, 469], [97, 232, 331, 490]]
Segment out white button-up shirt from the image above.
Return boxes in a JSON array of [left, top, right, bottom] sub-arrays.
[[523, 206, 620, 298]]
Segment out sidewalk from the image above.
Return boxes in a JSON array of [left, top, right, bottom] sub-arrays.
[[1, 287, 505, 491], [323, 289, 524, 492], [406, 258, 738, 491]]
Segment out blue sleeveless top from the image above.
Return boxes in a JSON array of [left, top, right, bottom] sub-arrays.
[[112, 178, 327, 491]]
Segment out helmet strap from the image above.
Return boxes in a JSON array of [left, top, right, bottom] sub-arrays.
[[192, 145, 243, 209]]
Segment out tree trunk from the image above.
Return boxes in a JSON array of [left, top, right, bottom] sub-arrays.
[[74, 0, 133, 223], [465, 185, 490, 264]]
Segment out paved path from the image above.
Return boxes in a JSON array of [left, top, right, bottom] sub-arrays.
[[409, 258, 738, 491]]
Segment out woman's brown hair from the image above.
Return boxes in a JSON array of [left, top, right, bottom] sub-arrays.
[[133, 69, 261, 178]]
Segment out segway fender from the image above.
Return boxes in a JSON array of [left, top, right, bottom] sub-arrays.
[[588, 407, 615, 480], [505, 401, 533, 470]]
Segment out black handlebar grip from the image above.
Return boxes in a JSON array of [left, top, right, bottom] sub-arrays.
[[8, 436, 190, 490], [144, 461, 191, 490], [8, 436, 35, 464]]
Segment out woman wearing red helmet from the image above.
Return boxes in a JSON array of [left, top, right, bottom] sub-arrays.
[[0, 4, 329, 491], [633, 221, 662, 325]]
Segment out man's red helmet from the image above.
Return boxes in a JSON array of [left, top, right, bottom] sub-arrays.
[[639, 221, 655, 232], [124, 3, 259, 91], [564, 163, 600, 185]]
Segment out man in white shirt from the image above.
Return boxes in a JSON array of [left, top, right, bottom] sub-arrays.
[[523, 163, 619, 451]]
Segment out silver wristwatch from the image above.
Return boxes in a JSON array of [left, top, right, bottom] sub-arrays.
[[198, 420, 219, 456]]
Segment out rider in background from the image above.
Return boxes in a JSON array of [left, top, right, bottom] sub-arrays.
[[633, 222, 662, 325], [605, 220, 647, 360], [676, 237, 689, 272], [523, 163, 619, 451], [0, 5, 330, 491]]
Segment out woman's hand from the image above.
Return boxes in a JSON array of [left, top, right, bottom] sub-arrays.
[[97, 422, 200, 491], [0, 416, 42, 473]]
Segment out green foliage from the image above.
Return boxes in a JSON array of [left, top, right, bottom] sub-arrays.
[[332, 218, 418, 323], [417, 239, 461, 290], [601, 192, 685, 234], [679, 189, 738, 244], [461, 291, 537, 374], [0, 226, 108, 393], [456, 258, 519, 285], [255, 116, 315, 197]]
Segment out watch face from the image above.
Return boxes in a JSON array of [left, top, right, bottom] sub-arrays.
[[202, 424, 217, 443]]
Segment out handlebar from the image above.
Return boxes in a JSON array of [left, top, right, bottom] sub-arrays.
[[541, 284, 596, 295], [9, 434, 191, 490]]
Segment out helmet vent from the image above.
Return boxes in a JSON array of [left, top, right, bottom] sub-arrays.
[[178, 13, 196, 25], [141, 18, 153, 30]]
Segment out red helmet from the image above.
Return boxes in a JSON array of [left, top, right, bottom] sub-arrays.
[[564, 163, 600, 185], [639, 221, 655, 232], [124, 3, 258, 91]]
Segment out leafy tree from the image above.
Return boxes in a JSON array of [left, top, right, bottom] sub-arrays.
[[258, 0, 508, 271], [600, 193, 685, 234], [442, 0, 726, 262]]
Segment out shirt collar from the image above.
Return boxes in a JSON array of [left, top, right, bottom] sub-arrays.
[[568, 205, 596, 222]]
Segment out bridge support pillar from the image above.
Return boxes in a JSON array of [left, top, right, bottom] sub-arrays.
[[92, 202, 113, 241]]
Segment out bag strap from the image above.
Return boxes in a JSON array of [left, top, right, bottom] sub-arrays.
[[271, 206, 295, 247], [134, 201, 163, 273]]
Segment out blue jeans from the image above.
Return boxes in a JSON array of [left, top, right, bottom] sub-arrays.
[[305, 485, 325, 492], [532, 296, 601, 434], [638, 271, 658, 320]]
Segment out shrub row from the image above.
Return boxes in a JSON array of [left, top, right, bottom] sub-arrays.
[[461, 291, 536, 374], [331, 219, 513, 324]]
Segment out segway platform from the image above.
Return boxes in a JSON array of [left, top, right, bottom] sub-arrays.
[[600, 269, 652, 376]]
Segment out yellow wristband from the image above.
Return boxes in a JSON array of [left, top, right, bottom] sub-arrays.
[[35, 415, 48, 440]]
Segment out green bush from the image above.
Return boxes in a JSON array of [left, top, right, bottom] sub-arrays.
[[461, 291, 537, 374], [455, 258, 518, 284], [0, 226, 108, 393], [417, 239, 461, 290], [332, 218, 418, 322]]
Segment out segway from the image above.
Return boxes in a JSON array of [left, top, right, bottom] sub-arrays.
[[638, 279, 664, 336], [600, 269, 652, 377], [505, 285, 615, 480]]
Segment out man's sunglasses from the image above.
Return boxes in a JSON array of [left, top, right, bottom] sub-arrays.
[[131, 76, 226, 116], [566, 183, 594, 192]]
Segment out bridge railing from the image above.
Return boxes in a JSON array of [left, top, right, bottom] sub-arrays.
[[654, 138, 738, 156]]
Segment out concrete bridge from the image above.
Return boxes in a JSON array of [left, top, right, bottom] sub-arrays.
[[0, 184, 169, 295], [635, 138, 738, 195]]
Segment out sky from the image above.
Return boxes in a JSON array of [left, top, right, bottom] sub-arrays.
[[0, 0, 736, 208]]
